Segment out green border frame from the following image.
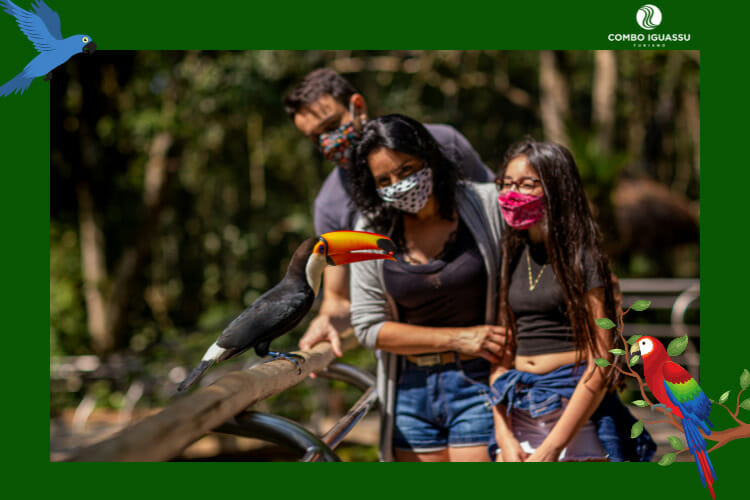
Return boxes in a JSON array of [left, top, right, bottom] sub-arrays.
[[1, 0, 743, 499]]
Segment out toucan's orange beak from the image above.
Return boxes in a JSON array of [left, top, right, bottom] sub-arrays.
[[319, 230, 397, 266]]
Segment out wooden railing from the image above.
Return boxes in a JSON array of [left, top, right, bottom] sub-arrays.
[[60, 332, 366, 462], [53, 278, 700, 461]]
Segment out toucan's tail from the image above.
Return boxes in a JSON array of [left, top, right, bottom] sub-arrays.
[[177, 342, 225, 392], [683, 418, 716, 499], [177, 360, 214, 392], [0, 72, 34, 97]]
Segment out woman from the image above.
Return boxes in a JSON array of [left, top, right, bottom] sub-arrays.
[[489, 139, 654, 462], [347, 114, 506, 462]]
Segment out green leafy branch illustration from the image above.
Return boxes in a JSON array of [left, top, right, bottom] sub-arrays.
[[594, 300, 750, 465]]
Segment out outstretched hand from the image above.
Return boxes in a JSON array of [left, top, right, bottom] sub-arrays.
[[299, 314, 348, 378], [300, 314, 344, 355]]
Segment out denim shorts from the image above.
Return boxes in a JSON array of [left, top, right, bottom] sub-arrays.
[[393, 356, 493, 452]]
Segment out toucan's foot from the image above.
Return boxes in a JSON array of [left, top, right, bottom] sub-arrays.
[[650, 403, 672, 414], [44, 72, 53, 81], [265, 351, 305, 374]]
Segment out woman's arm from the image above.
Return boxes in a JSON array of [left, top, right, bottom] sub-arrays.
[[375, 322, 507, 363], [525, 287, 612, 462], [349, 237, 507, 362]]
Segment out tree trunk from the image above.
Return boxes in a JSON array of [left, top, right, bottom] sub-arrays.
[[592, 50, 617, 155], [539, 50, 570, 146], [623, 52, 647, 177], [247, 113, 266, 209], [106, 132, 175, 351], [675, 86, 700, 193], [76, 181, 110, 354], [654, 51, 683, 184]]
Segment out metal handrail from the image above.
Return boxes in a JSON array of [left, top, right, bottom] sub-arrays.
[[315, 363, 378, 454], [671, 282, 701, 380], [214, 412, 341, 462], [619, 278, 701, 379], [321, 387, 377, 451], [619, 278, 699, 293], [620, 278, 700, 311], [671, 282, 700, 338], [212, 361, 378, 462], [316, 362, 377, 392]]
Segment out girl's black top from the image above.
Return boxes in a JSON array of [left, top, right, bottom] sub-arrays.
[[508, 242, 604, 356]]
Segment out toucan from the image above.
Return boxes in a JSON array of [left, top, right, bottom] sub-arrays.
[[177, 230, 396, 392]]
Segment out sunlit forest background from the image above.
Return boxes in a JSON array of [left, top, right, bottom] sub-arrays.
[[50, 50, 700, 460]]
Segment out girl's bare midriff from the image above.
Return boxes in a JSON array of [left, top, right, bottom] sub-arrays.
[[515, 350, 579, 374]]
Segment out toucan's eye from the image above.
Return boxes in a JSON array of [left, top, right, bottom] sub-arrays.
[[82, 36, 89, 43], [313, 241, 326, 255]]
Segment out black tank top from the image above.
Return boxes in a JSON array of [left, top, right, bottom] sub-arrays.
[[383, 219, 487, 327], [509, 242, 604, 356]]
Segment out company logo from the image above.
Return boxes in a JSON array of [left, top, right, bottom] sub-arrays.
[[637, 4, 662, 30], [608, 5, 691, 47]]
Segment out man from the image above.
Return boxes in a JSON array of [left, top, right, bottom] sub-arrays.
[[283, 68, 495, 357]]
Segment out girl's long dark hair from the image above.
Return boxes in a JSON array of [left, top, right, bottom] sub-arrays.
[[498, 139, 618, 386], [349, 114, 461, 236]]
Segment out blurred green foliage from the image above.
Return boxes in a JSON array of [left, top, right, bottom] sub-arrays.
[[50, 51, 699, 431]]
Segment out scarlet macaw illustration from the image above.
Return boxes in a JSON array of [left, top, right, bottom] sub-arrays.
[[632, 336, 716, 498]]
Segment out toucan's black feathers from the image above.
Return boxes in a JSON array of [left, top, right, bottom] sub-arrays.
[[177, 233, 393, 391], [216, 284, 314, 361], [177, 360, 214, 392], [213, 238, 318, 361]]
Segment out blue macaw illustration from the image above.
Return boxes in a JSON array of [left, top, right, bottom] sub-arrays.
[[0, 0, 96, 96]]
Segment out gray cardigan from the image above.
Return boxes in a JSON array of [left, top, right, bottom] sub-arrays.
[[350, 181, 503, 461]]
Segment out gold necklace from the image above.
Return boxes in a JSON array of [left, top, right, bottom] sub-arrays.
[[526, 249, 546, 291]]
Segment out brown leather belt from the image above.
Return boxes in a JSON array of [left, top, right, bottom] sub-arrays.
[[405, 352, 478, 367]]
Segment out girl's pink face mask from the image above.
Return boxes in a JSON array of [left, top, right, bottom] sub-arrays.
[[497, 191, 545, 230]]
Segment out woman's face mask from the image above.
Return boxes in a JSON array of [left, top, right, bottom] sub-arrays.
[[497, 190, 546, 229], [317, 102, 360, 169], [377, 167, 434, 214]]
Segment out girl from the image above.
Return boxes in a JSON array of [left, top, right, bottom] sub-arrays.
[[490, 139, 653, 462]]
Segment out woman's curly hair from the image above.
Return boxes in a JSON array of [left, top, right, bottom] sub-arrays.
[[348, 114, 462, 236]]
